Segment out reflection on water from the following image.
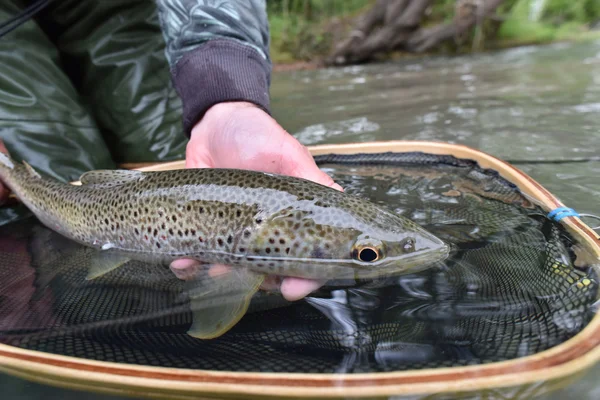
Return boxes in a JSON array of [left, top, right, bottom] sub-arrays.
[[3, 39, 600, 398], [269, 39, 600, 399], [0, 156, 597, 382], [272, 40, 600, 171]]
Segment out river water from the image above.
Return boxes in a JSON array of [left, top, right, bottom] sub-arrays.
[[271, 39, 600, 400], [4, 39, 600, 399]]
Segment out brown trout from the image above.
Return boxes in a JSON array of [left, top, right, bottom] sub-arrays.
[[0, 152, 449, 339]]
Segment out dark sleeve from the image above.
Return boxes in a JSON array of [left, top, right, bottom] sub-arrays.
[[155, 0, 272, 135]]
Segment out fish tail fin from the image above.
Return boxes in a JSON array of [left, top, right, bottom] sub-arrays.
[[0, 150, 42, 195], [0, 151, 15, 171], [0, 151, 18, 191]]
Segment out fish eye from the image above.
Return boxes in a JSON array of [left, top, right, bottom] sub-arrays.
[[402, 237, 416, 253], [352, 237, 385, 263], [357, 246, 380, 262]]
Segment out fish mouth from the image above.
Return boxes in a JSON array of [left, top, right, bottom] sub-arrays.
[[243, 241, 450, 280], [364, 242, 451, 277]]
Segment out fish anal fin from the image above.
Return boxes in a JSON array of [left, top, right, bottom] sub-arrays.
[[184, 267, 264, 339], [86, 251, 130, 280], [80, 169, 143, 185]]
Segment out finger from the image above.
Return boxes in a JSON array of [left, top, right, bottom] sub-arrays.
[[280, 277, 326, 302], [280, 140, 344, 192], [207, 264, 231, 277], [170, 258, 200, 270], [170, 258, 234, 281], [260, 275, 283, 292], [169, 258, 204, 280], [184, 138, 213, 169]]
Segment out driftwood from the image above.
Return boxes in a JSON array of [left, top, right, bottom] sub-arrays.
[[327, 0, 506, 66]]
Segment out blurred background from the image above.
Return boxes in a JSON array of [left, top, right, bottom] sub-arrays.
[[266, 0, 600, 68]]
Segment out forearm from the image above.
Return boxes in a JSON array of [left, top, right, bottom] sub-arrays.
[[155, 0, 272, 135]]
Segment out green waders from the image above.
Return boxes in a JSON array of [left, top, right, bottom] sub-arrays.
[[0, 0, 188, 224]]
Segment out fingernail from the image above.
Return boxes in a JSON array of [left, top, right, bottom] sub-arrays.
[[170, 258, 200, 269], [332, 182, 344, 192]]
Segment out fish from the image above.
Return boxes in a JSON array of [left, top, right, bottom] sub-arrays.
[[0, 151, 450, 339]]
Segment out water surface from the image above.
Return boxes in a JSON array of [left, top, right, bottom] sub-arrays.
[[271, 39, 600, 399], [4, 39, 600, 399]]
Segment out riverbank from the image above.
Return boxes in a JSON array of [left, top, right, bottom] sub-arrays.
[[272, 30, 600, 72], [268, 0, 600, 71]]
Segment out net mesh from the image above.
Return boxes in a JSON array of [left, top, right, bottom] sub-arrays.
[[0, 151, 597, 373]]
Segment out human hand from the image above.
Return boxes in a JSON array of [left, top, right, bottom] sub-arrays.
[[170, 102, 343, 301]]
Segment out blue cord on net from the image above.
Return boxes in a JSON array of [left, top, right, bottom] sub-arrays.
[[548, 207, 600, 230]]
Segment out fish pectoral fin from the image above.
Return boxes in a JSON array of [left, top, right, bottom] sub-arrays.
[[184, 267, 265, 339], [79, 169, 144, 185], [86, 251, 130, 280]]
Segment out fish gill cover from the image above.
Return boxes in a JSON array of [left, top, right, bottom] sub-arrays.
[[0, 152, 597, 373]]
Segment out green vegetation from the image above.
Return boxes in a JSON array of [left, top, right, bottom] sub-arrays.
[[267, 0, 371, 63], [497, 0, 600, 45], [266, 0, 600, 65]]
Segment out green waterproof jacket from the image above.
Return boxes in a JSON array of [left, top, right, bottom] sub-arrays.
[[0, 0, 272, 182]]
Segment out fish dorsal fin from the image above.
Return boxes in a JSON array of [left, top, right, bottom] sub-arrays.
[[23, 161, 41, 178], [184, 267, 265, 339], [80, 169, 143, 185]]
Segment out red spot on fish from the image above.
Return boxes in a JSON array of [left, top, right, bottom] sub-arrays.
[[119, 236, 124, 242], [161, 235, 167, 240], [144, 235, 148, 241]]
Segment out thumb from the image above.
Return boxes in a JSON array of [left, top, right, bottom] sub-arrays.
[[279, 139, 344, 192], [184, 138, 213, 169]]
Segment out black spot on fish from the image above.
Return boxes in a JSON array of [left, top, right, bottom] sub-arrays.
[[311, 248, 326, 259]]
